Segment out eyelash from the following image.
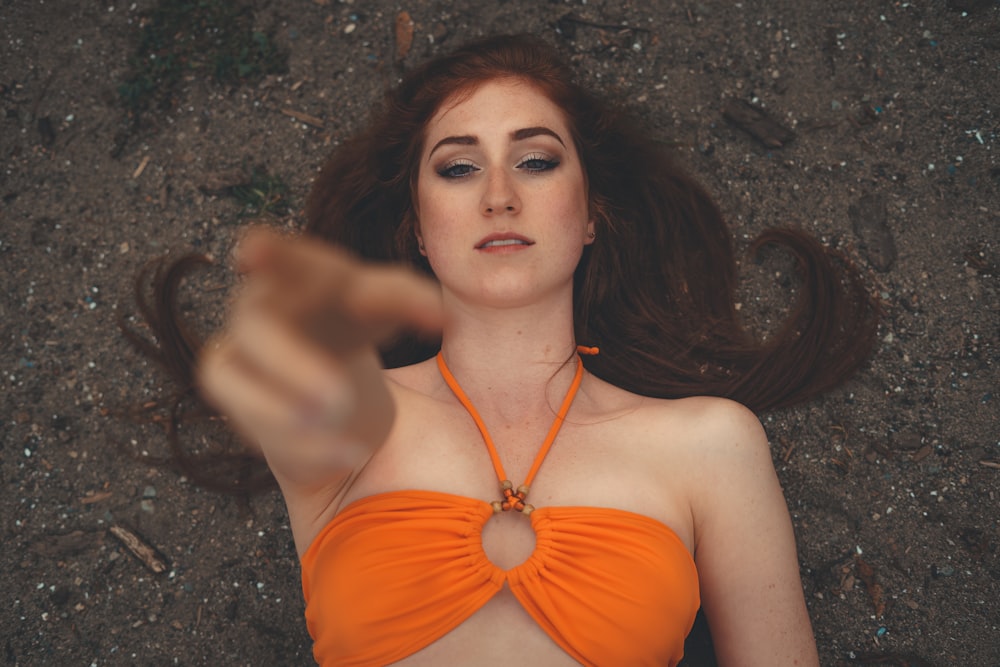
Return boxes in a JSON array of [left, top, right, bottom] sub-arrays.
[[517, 154, 560, 173], [435, 154, 561, 179], [437, 160, 478, 179]]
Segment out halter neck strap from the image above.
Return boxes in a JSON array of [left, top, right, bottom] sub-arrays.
[[435, 350, 586, 493]]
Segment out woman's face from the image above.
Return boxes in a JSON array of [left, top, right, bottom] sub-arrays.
[[415, 78, 593, 309]]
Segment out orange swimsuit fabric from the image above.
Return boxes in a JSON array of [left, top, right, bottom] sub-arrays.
[[301, 351, 700, 665], [300, 489, 700, 666]]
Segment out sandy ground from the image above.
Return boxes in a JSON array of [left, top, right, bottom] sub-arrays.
[[2, 0, 998, 665]]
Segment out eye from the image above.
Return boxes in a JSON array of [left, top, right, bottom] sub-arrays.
[[437, 160, 479, 178], [516, 153, 560, 173]]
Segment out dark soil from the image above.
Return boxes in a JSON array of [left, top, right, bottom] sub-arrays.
[[2, 1, 998, 665]]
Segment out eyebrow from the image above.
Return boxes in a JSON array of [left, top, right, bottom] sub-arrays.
[[427, 126, 566, 160], [513, 126, 566, 146]]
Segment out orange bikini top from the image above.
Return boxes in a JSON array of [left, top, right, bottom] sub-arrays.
[[300, 349, 700, 666]]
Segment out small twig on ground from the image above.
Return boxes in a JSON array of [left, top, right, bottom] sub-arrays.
[[395, 11, 414, 61], [132, 155, 151, 179], [722, 98, 796, 148], [780, 436, 797, 462], [109, 525, 169, 574], [280, 108, 324, 129], [79, 491, 113, 505]]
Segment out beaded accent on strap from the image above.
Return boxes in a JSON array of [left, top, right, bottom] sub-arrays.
[[436, 345, 597, 515]]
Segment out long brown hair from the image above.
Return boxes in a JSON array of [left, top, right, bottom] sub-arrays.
[[127, 34, 879, 491], [303, 34, 879, 411]]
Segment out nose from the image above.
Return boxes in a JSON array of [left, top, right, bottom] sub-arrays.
[[481, 169, 520, 215]]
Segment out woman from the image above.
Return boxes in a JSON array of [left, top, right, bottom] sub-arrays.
[[137, 35, 878, 666]]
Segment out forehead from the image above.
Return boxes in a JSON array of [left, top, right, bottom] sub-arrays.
[[424, 78, 571, 141]]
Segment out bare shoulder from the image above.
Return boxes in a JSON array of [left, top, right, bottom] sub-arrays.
[[578, 376, 773, 507], [632, 397, 818, 665], [617, 389, 818, 665], [589, 373, 768, 461], [633, 394, 772, 502], [656, 395, 768, 458]]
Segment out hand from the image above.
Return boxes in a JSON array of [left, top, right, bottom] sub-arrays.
[[197, 227, 442, 478]]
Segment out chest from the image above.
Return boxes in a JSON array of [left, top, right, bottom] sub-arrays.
[[304, 370, 702, 666], [340, 392, 694, 551]]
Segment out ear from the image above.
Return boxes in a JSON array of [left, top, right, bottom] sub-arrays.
[[405, 207, 427, 256], [414, 225, 427, 256], [586, 194, 607, 246]]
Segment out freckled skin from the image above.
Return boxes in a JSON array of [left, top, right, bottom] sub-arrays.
[[415, 79, 594, 311]]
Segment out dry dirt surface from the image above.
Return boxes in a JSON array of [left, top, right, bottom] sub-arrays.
[[2, 0, 998, 665]]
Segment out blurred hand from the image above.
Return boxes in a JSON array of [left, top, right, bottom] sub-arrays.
[[197, 227, 442, 477]]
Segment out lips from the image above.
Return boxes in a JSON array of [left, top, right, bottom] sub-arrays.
[[475, 233, 534, 249]]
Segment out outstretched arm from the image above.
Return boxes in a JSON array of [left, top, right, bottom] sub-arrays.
[[197, 228, 442, 554], [689, 401, 820, 667]]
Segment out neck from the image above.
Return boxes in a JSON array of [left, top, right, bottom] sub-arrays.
[[437, 292, 580, 409]]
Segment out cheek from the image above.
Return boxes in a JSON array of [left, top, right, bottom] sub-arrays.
[[413, 182, 467, 272], [415, 171, 453, 227], [550, 173, 590, 232], [414, 187, 453, 242]]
